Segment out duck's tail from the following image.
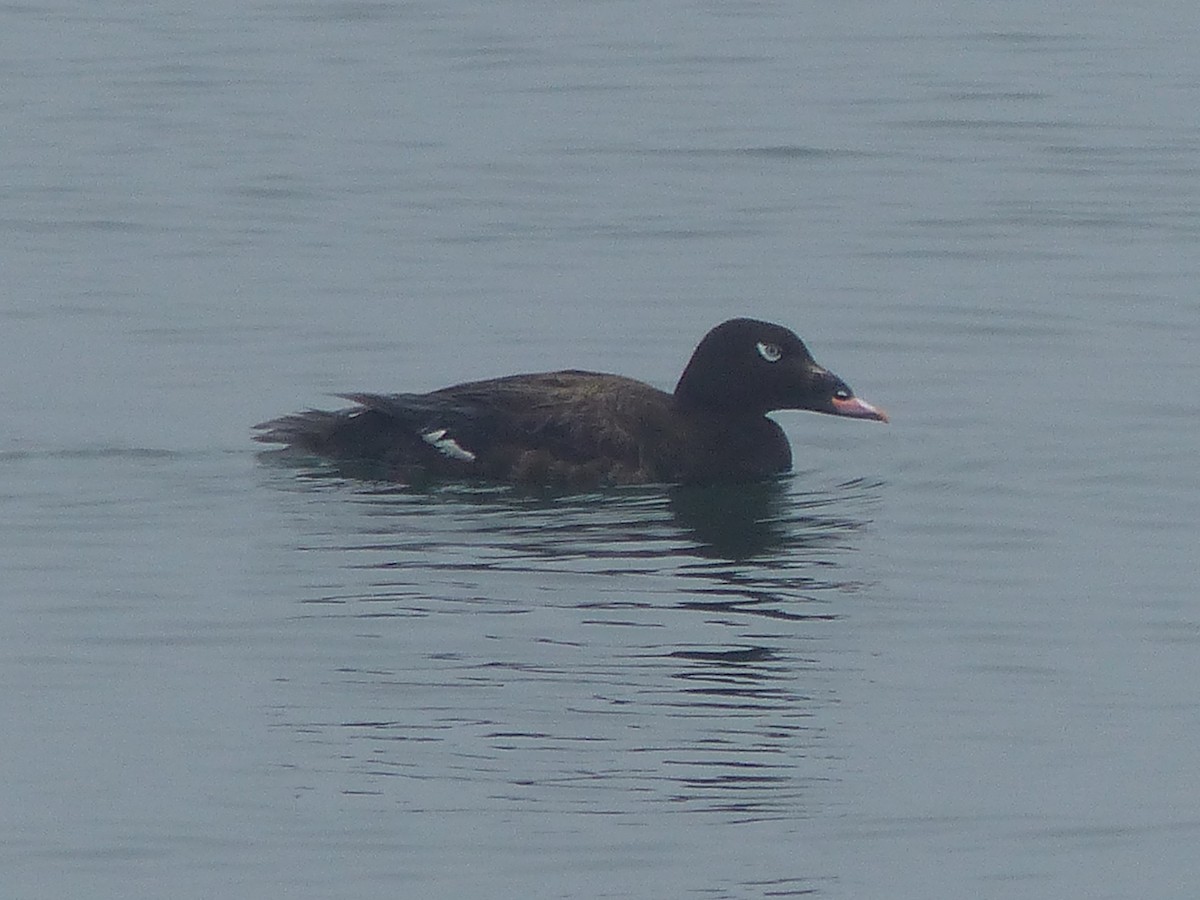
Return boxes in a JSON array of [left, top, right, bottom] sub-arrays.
[[252, 409, 349, 454]]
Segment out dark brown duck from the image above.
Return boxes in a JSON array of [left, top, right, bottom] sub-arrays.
[[253, 318, 887, 486]]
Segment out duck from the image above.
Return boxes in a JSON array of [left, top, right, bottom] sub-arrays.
[[253, 317, 887, 486]]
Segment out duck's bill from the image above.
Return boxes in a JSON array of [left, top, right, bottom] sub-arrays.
[[831, 395, 889, 423]]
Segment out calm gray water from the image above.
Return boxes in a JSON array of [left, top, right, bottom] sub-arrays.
[[3, 1, 1199, 898]]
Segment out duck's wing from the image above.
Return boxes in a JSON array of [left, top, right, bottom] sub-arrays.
[[252, 390, 494, 471], [254, 372, 675, 484]]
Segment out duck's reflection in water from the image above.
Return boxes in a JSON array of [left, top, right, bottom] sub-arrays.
[[260, 466, 884, 818]]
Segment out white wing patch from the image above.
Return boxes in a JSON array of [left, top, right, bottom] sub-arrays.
[[421, 428, 477, 462]]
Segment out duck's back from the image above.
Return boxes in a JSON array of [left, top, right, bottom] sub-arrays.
[[255, 371, 684, 485]]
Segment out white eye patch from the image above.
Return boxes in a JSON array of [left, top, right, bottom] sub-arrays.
[[755, 341, 782, 363], [421, 428, 477, 462]]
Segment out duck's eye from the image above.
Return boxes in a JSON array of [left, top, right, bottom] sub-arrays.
[[834, 388, 851, 400], [756, 341, 782, 363]]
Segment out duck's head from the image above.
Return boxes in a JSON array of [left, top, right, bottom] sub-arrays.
[[674, 318, 888, 422]]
